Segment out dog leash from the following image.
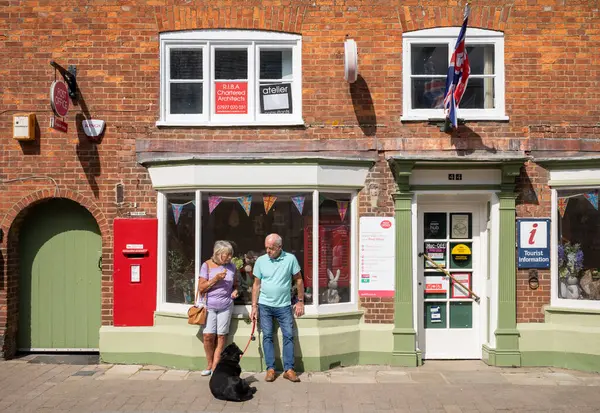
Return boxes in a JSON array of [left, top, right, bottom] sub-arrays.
[[240, 318, 257, 359]]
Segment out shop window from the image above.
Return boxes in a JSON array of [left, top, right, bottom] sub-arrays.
[[201, 193, 314, 306], [303, 194, 352, 305], [159, 30, 303, 126], [556, 188, 600, 304], [165, 193, 196, 305], [402, 27, 506, 121]]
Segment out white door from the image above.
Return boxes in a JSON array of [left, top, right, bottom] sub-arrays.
[[417, 204, 484, 359]]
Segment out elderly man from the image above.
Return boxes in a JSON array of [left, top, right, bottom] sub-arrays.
[[250, 233, 304, 382]]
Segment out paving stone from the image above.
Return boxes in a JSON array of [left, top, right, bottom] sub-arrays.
[[129, 369, 165, 380], [307, 372, 330, 383], [99, 364, 142, 378], [409, 372, 447, 384], [375, 370, 412, 383], [159, 369, 190, 380]]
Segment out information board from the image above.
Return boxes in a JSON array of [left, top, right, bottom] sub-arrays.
[[359, 217, 395, 297]]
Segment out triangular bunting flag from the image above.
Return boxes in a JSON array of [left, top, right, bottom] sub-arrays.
[[237, 194, 252, 216], [584, 190, 599, 210], [337, 200, 348, 221], [292, 196, 305, 215], [208, 196, 223, 214], [558, 198, 569, 218], [319, 194, 326, 205], [263, 194, 277, 214], [171, 203, 184, 225], [191, 200, 195, 207]]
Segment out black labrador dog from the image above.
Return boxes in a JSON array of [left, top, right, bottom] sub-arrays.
[[209, 342, 257, 402]]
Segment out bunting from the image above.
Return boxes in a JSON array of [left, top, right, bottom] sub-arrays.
[[263, 194, 277, 214], [558, 197, 569, 218], [319, 194, 326, 205], [337, 200, 349, 221], [584, 190, 599, 210], [292, 195, 305, 214], [171, 203, 184, 225], [237, 194, 252, 216], [208, 196, 223, 214]]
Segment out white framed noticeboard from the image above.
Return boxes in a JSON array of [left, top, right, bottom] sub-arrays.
[[358, 217, 395, 297]]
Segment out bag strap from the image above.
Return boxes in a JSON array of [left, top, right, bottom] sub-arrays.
[[195, 260, 213, 305]]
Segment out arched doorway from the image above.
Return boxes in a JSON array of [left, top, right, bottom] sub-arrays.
[[18, 198, 102, 350]]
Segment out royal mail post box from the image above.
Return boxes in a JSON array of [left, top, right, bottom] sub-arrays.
[[113, 218, 158, 326]]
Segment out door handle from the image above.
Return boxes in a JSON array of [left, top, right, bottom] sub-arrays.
[[98, 255, 103, 270]]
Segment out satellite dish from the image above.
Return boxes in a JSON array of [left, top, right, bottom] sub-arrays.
[[344, 39, 358, 83]]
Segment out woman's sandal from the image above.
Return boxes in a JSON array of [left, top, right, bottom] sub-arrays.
[[200, 369, 212, 376]]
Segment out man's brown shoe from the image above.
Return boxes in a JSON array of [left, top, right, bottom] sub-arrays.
[[283, 369, 300, 382], [265, 369, 276, 382]]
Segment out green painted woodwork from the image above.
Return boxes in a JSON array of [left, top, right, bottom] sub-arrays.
[[487, 164, 523, 367], [18, 199, 102, 349], [410, 185, 502, 192], [518, 306, 600, 373], [100, 313, 393, 372], [392, 190, 419, 366]]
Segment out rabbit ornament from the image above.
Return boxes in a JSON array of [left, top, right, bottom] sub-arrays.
[[320, 269, 341, 304]]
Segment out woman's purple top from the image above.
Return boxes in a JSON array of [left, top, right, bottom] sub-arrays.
[[199, 261, 236, 311]]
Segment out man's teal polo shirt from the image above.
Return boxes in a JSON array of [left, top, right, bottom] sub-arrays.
[[253, 251, 301, 307]]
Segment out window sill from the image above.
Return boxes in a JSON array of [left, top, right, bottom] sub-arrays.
[[155, 119, 306, 128], [400, 114, 510, 123], [156, 305, 362, 319], [545, 304, 600, 314]]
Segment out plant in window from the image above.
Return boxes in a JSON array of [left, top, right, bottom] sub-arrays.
[[558, 241, 584, 299], [167, 249, 195, 304]]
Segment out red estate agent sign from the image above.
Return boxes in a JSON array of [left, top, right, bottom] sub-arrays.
[[50, 80, 69, 117], [215, 82, 248, 114]]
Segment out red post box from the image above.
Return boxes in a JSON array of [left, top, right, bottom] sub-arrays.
[[113, 218, 158, 326]]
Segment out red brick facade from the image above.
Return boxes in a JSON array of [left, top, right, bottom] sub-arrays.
[[1, 1, 599, 357]]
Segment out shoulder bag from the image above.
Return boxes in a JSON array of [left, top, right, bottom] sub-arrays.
[[187, 260, 212, 326]]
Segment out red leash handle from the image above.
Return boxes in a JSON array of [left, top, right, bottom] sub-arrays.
[[241, 317, 257, 358]]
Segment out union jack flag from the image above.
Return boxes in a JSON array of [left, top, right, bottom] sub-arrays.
[[443, 4, 471, 129]]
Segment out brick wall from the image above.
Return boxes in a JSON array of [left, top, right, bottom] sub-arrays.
[[1, 1, 599, 353]]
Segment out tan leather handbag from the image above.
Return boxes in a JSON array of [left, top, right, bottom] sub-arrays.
[[187, 261, 210, 326]]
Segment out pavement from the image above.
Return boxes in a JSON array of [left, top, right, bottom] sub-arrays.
[[1, 355, 600, 412]]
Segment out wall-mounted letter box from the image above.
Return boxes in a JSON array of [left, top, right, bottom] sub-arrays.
[[113, 217, 158, 326]]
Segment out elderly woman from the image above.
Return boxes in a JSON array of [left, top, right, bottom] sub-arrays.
[[198, 240, 239, 376]]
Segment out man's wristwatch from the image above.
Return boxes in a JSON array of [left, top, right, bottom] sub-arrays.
[[297, 298, 304, 303]]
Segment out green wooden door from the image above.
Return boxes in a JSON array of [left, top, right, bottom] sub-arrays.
[[18, 199, 102, 350]]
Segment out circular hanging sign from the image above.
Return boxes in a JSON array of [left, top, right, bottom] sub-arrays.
[[50, 80, 69, 117], [344, 38, 358, 83]]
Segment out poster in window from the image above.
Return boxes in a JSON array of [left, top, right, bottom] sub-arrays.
[[260, 83, 292, 114], [424, 213, 446, 239], [215, 81, 248, 114], [450, 213, 471, 239], [450, 272, 471, 299], [424, 242, 446, 268]]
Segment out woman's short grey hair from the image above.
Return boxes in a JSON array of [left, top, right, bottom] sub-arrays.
[[212, 240, 233, 264]]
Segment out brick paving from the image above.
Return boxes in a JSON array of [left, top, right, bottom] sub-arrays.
[[1, 358, 600, 412]]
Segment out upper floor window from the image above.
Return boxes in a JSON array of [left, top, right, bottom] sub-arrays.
[[402, 27, 507, 122], [158, 30, 303, 126]]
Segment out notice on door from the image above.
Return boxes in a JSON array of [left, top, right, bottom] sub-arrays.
[[215, 82, 248, 114], [359, 217, 395, 297]]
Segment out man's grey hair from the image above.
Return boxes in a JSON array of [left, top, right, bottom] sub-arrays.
[[266, 233, 283, 247], [212, 240, 234, 264]]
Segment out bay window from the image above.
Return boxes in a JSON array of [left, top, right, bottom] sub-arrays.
[[553, 187, 600, 306], [157, 189, 358, 314], [159, 30, 302, 126]]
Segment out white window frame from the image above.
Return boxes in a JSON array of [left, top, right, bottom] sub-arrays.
[[156, 188, 359, 316], [401, 27, 508, 122], [158, 30, 303, 127], [551, 182, 600, 311]]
